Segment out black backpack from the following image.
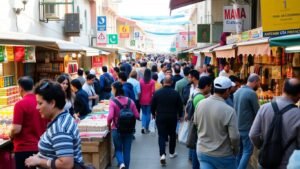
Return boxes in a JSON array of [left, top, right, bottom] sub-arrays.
[[258, 101, 297, 168], [185, 93, 201, 121], [103, 75, 113, 92], [112, 98, 136, 134], [181, 83, 191, 105]]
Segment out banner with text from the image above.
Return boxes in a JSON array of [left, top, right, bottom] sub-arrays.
[[119, 25, 130, 38], [223, 4, 251, 33]]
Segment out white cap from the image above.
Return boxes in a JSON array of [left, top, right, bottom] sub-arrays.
[[214, 76, 235, 89], [89, 69, 96, 75]]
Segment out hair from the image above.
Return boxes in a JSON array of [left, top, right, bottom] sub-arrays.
[[114, 67, 120, 73], [199, 76, 212, 89], [77, 68, 84, 76], [112, 81, 124, 96], [118, 71, 128, 82], [183, 67, 191, 76], [144, 68, 152, 83], [181, 62, 187, 67], [141, 62, 147, 67], [102, 66, 108, 73], [120, 65, 126, 72], [164, 75, 173, 85], [284, 79, 300, 97], [189, 70, 200, 80], [85, 70, 90, 76], [18, 76, 34, 91], [174, 65, 181, 74], [160, 63, 166, 69], [214, 88, 228, 94], [229, 75, 240, 83], [86, 74, 96, 80], [152, 74, 158, 81], [71, 79, 82, 90], [247, 73, 260, 83], [57, 75, 72, 100], [151, 65, 158, 73], [34, 80, 66, 110], [223, 62, 230, 66], [130, 70, 137, 79]]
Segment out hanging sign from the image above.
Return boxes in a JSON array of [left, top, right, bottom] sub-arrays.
[[197, 24, 210, 43], [97, 16, 106, 31], [97, 31, 107, 46], [261, 0, 300, 36], [92, 56, 106, 68], [178, 32, 188, 48], [130, 40, 135, 46], [134, 32, 140, 39], [24, 47, 36, 63], [5, 46, 14, 62], [108, 34, 118, 45], [14, 46, 25, 62], [223, 4, 251, 33], [119, 25, 130, 38]]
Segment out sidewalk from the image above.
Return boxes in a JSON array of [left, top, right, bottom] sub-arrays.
[[108, 121, 191, 169]]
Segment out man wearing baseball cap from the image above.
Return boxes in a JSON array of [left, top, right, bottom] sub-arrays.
[[194, 76, 240, 169]]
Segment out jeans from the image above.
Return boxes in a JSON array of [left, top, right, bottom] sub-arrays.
[[112, 129, 133, 169], [191, 149, 200, 169], [15, 151, 38, 169], [198, 152, 237, 169], [237, 131, 254, 169], [156, 117, 177, 156], [141, 105, 151, 130]]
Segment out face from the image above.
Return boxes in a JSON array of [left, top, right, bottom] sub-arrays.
[[60, 79, 69, 91], [87, 78, 95, 85], [188, 74, 193, 83], [36, 94, 55, 119], [224, 65, 230, 72], [253, 80, 261, 91], [71, 85, 77, 92], [19, 87, 24, 97], [166, 70, 172, 76], [203, 85, 212, 95]]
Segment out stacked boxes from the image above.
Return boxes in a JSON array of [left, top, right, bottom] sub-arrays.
[[0, 86, 20, 105], [0, 106, 13, 139], [0, 76, 15, 88]]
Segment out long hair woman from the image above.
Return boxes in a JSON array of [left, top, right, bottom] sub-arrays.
[[107, 81, 140, 169], [57, 75, 74, 116], [139, 68, 155, 134]]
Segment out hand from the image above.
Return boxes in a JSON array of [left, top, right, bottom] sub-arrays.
[[184, 113, 189, 121], [25, 154, 41, 168]]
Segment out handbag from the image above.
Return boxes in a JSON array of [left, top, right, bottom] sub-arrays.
[[186, 116, 198, 150], [178, 121, 190, 144]]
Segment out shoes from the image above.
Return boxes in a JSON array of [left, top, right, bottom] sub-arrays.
[[160, 154, 166, 166], [141, 128, 145, 134], [169, 152, 178, 159], [119, 163, 125, 169]]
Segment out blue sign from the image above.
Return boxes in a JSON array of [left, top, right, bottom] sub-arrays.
[[97, 16, 106, 31], [134, 32, 140, 38]]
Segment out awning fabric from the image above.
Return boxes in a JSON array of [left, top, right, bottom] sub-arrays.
[[170, 0, 204, 10], [269, 34, 300, 47], [82, 46, 110, 57], [214, 44, 236, 58], [55, 40, 84, 52], [238, 43, 270, 56], [199, 44, 220, 57]]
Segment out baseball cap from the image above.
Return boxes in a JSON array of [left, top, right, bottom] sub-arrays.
[[214, 76, 236, 89], [89, 69, 96, 75]]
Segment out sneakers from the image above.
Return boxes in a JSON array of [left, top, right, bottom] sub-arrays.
[[160, 154, 166, 166], [169, 152, 178, 159], [119, 163, 125, 169], [141, 128, 145, 134]]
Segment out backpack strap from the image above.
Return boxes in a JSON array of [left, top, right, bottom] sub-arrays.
[[271, 101, 297, 115], [126, 98, 131, 109], [112, 98, 124, 109]]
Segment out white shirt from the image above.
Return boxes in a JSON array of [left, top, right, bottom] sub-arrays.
[[219, 70, 234, 77], [157, 71, 165, 83], [82, 83, 96, 110], [63, 99, 73, 114]]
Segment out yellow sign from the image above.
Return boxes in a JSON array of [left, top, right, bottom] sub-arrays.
[[261, 0, 300, 36], [5, 46, 14, 61], [119, 25, 130, 38]]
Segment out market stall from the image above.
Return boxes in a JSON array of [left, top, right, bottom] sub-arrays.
[[78, 100, 112, 169]]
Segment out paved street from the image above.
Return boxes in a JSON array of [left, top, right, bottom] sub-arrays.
[[108, 121, 191, 169]]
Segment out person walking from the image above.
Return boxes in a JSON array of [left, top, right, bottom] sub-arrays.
[[151, 75, 183, 166], [127, 70, 141, 113], [194, 76, 239, 169], [171, 64, 183, 89], [76, 68, 85, 85], [118, 71, 136, 102], [99, 66, 114, 100], [140, 68, 155, 134], [82, 74, 99, 110], [25, 80, 83, 169], [107, 82, 140, 169], [9, 77, 47, 169], [234, 73, 261, 169], [250, 78, 300, 169], [71, 79, 91, 119], [175, 66, 191, 100]]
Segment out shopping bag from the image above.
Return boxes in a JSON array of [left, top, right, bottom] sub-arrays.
[[149, 119, 156, 134], [178, 121, 190, 144]]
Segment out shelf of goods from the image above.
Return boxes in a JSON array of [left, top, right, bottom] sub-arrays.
[[0, 106, 14, 148], [78, 100, 112, 169]]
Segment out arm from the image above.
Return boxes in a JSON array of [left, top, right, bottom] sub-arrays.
[[99, 75, 105, 90], [250, 92, 260, 115], [136, 83, 141, 100], [177, 94, 183, 118], [10, 102, 23, 139], [25, 155, 73, 169], [249, 107, 263, 149], [227, 111, 240, 156], [130, 100, 140, 120], [151, 93, 157, 117], [107, 101, 115, 129]]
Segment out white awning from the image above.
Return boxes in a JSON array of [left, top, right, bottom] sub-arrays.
[[200, 44, 220, 53], [82, 46, 110, 56], [53, 39, 84, 52]]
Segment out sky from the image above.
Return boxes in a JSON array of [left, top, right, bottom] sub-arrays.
[[116, 0, 192, 53]]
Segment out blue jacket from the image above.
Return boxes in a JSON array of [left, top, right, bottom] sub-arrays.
[[74, 89, 91, 117], [122, 82, 136, 102], [99, 72, 114, 92]]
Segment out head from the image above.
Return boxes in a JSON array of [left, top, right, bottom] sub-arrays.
[[188, 70, 200, 84], [151, 65, 158, 73], [144, 68, 152, 83], [86, 74, 96, 85], [70, 79, 82, 93], [213, 76, 234, 99], [198, 76, 213, 95], [183, 67, 191, 77], [129, 70, 138, 79], [247, 73, 261, 91], [181, 62, 187, 68], [165, 68, 172, 76], [223, 62, 231, 72], [111, 81, 124, 97], [18, 76, 34, 97], [161, 63, 167, 73], [77, 68, 84, 76], [152, 74, 158, 82], [163, 75, 173, 87], [57, 75, 72, 100], [114, 67, 120, 74], [283, 78, 300, 103], [34, 80, 66, 120], [229, 75, 240, 94], [85, 70, 90, 76], [102, 66, 108, 73], [118, 71, 128, 83], [174, 64, 181, 75]]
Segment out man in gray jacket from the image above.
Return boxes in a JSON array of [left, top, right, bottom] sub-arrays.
[[194, 76, 239, 169], [234, 73, 261, 169], [250, 78, 300, 169]]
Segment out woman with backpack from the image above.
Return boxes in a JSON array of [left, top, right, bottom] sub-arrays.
[[139, 68, 155, 134], [107, 81, 140, 169]]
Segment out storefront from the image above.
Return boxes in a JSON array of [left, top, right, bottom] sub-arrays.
[[199, 44, 220, 77]]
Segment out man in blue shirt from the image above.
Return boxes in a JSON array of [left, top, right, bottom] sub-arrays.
[[99, 66, 114, 100], [118, 71, 136, 102]]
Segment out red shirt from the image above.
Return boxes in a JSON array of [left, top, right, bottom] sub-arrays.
[[12, 93, 47, 152]]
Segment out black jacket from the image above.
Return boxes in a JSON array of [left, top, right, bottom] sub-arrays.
[[151, 86, 183, 119], [74, 89, 91, 117]]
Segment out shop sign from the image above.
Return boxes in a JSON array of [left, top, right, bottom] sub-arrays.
[[130, 40, 135, 46], [226, 34, 241, 45], [241, 27, 263, 42], [261, 0, 300, 37], [108, 34, 118, 45], [119, 25, 130, 38], [5, 46, 14, 62], [23, 47, 36, 63], [188, 31, 197, 48], [178, 32, 188, 48], [197, 24, 210, 43], [223, 4, 251, 33], [92, 56, 106, 68], [97, 16, 106, 31], [97, 31, 107, 46]]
